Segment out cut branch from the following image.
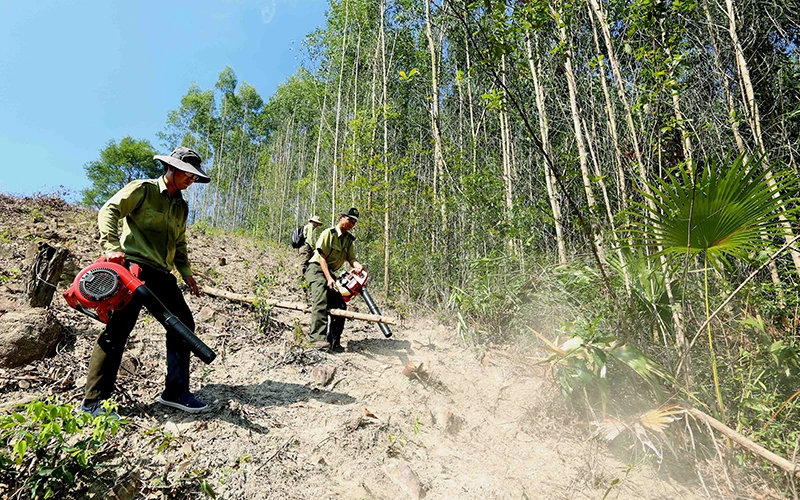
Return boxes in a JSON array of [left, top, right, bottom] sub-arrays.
[[202, 286, 398, 326], [687, 407, 800, 478]]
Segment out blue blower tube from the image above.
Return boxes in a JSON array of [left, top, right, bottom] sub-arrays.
[[134, 286, 217, 364]]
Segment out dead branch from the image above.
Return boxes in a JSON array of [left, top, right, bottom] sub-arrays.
[[687, 407, 800, 478], [202, 286, 398, 325]]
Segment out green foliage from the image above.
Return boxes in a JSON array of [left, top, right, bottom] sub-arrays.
[[447, 253, 530, 342], [608, 249, 674, 337], [729, 314, 800, 455], [0, 398, 126, 499], [28, 207, 43, 223], [81, 136, 161, 208], [0, 267, 21, 284], [542, 316, 671, 408], [630, 154, 793, 268]]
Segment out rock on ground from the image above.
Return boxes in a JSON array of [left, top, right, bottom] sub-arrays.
[[0, 306, 63, 368]]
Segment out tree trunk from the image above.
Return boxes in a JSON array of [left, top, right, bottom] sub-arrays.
[[526, 33, 567, 265], [587, 2, 627, 212], [425, 0, 447, 235], [700, 0, 746, 155], [587, 0, 684, 345], [555, 7, 604, 260], [723, 0, 800, 280], [331, 0, 351, 220], [381, 0, 391, 297]]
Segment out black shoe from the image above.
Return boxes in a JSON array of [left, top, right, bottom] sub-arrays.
[[157, 391, 209, 413], [329, 343, 345, 354], [80, 399, 120, 419]]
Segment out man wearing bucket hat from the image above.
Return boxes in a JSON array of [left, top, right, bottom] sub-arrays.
[[305, 208, 364, 352], [80, 147, 213, 416], [298, 215, 323, 276]]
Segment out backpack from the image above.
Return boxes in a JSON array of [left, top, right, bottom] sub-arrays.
[[290, 226, 306, 248]]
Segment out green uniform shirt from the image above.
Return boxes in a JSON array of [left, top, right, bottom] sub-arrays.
[[303, 222, 316, 245], [98, 176, 192, 277], [310, 226, 356, 272]]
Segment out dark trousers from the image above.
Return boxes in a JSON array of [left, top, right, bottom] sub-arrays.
[[298, 243, 314, 276], [305, 262, 346, 345], [84, 262, 193, 401]]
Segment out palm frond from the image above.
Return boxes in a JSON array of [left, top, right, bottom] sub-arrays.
[[638, 404, 684, 433], [628, 154, 794, 268]]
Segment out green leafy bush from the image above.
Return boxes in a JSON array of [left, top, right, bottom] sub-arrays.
[[447, 252, 531, 343], [0, 398, 126, 499]]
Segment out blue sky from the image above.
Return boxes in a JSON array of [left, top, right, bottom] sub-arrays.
[[0, 0, 327, 198]]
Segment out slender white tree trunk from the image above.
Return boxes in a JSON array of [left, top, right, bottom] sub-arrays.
[[555, 6, 604, 259], [526, 34, 567, 265]]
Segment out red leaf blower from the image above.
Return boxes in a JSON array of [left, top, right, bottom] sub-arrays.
[[63, 256, 217, 364], [335, 269, 392, 338]]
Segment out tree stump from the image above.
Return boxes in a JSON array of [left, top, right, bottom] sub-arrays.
[[23, 241, 68, 308]]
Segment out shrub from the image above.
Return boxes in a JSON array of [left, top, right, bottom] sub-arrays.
[[0, 398, 126, 499]]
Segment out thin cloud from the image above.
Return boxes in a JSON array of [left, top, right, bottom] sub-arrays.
[[261, 0, 277, 23], [260, 0, 305, 24]]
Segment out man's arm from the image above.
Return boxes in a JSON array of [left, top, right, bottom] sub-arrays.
[[174, 217, 200, 297], [98, 181, 146, 254], [173, 220, 192, 278], [319, 256, 335, 289]]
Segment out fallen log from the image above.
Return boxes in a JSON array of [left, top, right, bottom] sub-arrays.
[[202, 286, 398, 326], [686, 407, 800, 478]]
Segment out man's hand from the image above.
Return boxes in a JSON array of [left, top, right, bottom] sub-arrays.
[[326, 277, 336, 290], [184, 275, 201, 297], [352, 262, 364, 275], [104, 251, 125, 265]]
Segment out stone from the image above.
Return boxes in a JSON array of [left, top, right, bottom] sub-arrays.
[[383, 460, 422, 500], [0, 307, 63, 368], [196, 306, 216, 323], [0, 243, 14, 259], [433, 407, 462, 435], [312, 365, 336, 386]]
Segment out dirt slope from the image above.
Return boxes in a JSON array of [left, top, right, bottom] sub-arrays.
[[0, 194, 724, 499]]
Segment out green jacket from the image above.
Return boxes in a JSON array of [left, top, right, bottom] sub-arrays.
[[310, 226, 356, 272], [98, 176, 192, 277], [303, 222, 316, 246]]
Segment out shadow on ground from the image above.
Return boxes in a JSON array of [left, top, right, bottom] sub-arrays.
[[346, 338, 414, 364], [141, 379, 357, 435]]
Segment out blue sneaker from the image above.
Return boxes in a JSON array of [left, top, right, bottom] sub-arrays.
[[157, 391, 209, 413], [80, 400, 119, 419]]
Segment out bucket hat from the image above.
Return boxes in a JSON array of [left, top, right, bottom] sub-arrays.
[[309, 215, 322, 224], [154, 147, 211, 183]]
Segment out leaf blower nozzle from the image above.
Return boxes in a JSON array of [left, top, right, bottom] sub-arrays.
[[361, 288, 392, 338], [64, 257, 217, 364]]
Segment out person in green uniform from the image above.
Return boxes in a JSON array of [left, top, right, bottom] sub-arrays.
[[80, 147, 211, 416], [305, 208, 364, 352], [298, 215, 322, 276]]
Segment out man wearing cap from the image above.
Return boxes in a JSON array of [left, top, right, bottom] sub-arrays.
[[305, 208, 364, 352], [80, 146, 212, 416], [298, 215, 322, 276]]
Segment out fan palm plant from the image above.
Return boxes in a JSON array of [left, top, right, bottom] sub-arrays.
[[629, 154, 795, 421]]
